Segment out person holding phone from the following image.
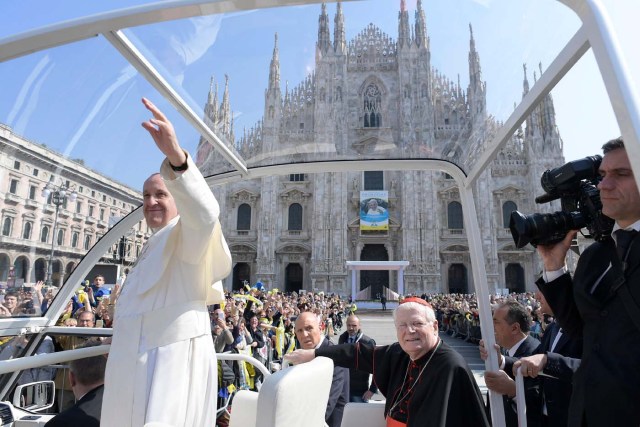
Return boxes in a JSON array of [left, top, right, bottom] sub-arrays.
[[212, 308, 234, 353]]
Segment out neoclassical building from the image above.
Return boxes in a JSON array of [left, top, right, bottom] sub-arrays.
[[0, 124, 146, 287], [197, 1, 565, 297]]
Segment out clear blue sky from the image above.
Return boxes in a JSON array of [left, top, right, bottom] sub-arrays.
[[0, 0, 636, 190]]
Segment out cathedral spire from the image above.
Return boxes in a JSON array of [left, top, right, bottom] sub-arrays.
[[538, 62, 559, 141], [205, 76, 219, 127], [230, 112, 235, 144], [268, 33, 281, 92], [414, 0, 428, 48], [467, 23, 486, 121], [219, 74, 231, 136], [207, 76, 215, 104], [522, 63, 530, 97], [398, 0, 410, 49], [317, 3, 331, 55], [334, 1, 346, 54], [468, 24, 482, 88]]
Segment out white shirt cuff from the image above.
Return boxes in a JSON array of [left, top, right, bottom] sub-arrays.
[[543, 267, 567, 283]]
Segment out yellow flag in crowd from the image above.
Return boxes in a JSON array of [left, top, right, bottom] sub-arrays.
[[275, 318, 285, 359]]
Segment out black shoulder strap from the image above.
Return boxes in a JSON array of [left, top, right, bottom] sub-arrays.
[[610, 237, 640, 334]]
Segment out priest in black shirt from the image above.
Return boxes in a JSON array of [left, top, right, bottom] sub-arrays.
[[286, 297, 489, 427]]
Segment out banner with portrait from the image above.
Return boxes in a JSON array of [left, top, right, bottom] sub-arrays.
[[360, 191, 389, 231]]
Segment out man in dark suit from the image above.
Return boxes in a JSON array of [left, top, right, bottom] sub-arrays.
[[514, 291, 582, 427], [295, 311, 349, 427], [537, 137, 640, 426], [338, 315, 378, 402], [481, 300, 541, 427], [46, 339, 106, 427]]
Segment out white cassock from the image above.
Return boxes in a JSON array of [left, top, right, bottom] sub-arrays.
[[101, 154, 232, 427]]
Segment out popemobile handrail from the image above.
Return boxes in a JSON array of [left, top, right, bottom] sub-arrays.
[[515, 365, 527, 427], [0, 344, 271, 378]]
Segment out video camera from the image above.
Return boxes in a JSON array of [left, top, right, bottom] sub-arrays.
[[509, 155, 614, 248]]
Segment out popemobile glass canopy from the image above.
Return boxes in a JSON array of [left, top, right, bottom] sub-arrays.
[[0, 0, 637, 313], [0, 0, 639, 401]]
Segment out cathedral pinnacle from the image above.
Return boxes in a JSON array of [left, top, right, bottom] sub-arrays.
[[414, 0, 427, 48], [205, 75, 219, 126], [468, 24, 482, 88], [334, 1, 346, 54], [317, 3, 331, 54], [398, 0, 410, 48], [469, 23, 475, 51], [268, 33, 281, 92], [219, 74, 231, 136], [467, 23, 486, 120], [208, 76, 215, 104]]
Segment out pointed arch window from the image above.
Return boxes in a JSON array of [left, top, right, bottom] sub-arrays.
[[447, 201, 464, 229], [288, 203, 303, 231], [2, 217, 12, 237], [237, 204, 251, 231], [421, 83, 428, 98], [502, 201, 518, 228], [363, 83, 382, 128], [22, 221, 32, 240], [40, 225, 50, 243]]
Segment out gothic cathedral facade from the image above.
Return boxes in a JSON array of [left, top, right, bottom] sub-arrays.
[[196, 1, 564, 297]]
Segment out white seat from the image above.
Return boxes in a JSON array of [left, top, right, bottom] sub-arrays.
[[229, 356, 334, 427], [340, 402, 386, 427]]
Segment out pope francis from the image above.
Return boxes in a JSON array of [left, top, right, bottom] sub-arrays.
[[101, 98, 232, 426]]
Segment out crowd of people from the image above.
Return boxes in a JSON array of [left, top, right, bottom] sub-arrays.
[[427, 292, 549, 344]]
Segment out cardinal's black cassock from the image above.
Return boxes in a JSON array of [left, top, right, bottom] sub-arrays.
[[315, 340, 489, 427]]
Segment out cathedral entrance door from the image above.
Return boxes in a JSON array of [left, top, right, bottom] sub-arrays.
[[360, 244, 389, 299], [448, 263, 468, 294], [232, 262, 251, 290], [505, 263, 525, 293], [285, 263, 303, 293]]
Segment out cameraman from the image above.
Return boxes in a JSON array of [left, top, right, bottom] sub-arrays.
[[536, 137, 640, 426]]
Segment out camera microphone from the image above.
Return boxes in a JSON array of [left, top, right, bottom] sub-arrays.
[[534, 193, 558, 204]]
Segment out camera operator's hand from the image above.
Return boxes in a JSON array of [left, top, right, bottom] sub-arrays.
[[536, 230, 577, 271]]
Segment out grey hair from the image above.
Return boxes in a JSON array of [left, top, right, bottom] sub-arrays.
[[393, 302, 436, 324]]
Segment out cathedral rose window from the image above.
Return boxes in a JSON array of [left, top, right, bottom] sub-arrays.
[[363, 83, 382, 128]]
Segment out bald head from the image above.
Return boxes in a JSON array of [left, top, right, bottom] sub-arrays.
[[295, 312, 322, 349], [346, 315, 360, 338]]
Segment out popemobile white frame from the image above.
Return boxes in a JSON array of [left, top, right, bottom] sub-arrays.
[[0, 1, 638, 426]]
